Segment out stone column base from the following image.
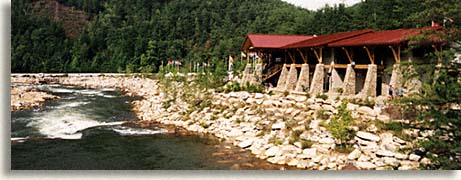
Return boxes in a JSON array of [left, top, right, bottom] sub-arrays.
[[295, 64, 310, 93], [360, 64, 377, 98], [342, 64, 356, 96], [309, 64, 324, 96], [276, 64, 289, 91], [285, 64, 298, 91]]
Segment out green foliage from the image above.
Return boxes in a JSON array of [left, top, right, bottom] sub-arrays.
[[327, 100, 356, 144], [350, 98, 376, 108], [13, 0, 461, 73], [395, 27, 461, 169], [269, 135, 284, 145], [316, 109, 330, 120], [316, 93, 328, 100], [335, 143, 354, 154]]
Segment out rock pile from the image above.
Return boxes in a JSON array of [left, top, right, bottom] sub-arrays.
[[13, 75, 430, 170]]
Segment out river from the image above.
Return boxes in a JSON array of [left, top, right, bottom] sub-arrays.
[[11, 84, 290, 170]]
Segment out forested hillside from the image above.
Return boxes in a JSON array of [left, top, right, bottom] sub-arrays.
[[12, 0, 461, 73]]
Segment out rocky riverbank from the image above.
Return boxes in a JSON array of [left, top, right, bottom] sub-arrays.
[[10, 84, 60, 111], [11, 74, 432, 170]]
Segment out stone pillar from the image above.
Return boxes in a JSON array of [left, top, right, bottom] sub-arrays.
[[295, 64, 310, 92], [285, 64, 298, 91], [276, 64, 289, 91], [309, 64, 324, 95], [240, 63, 252, 85], [360, 64, 377, 98], [252, 63, 263, 85], [328, 68, 343, 93], [342, 64, 356, 96], [389, 64, 402, 88]]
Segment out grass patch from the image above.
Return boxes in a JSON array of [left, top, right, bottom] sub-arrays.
[[335, 143, 354, 154]]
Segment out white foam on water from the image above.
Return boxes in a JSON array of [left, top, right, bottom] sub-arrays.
[[79, 89, 104, 96], [26, 109, 125, 140], [56, 101, 90, 109], [46, 87, 75, 93], [103, 95, 117, 98], [112, 126, 168, 136], [11, 137, 28, 141], [100, 88, 116, 92]]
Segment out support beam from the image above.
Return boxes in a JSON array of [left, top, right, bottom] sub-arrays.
[[297, 49, 308, 64], [288, 51, 296, 64], [311, 47, 323, 64], [389, 45, 401, 64], [363, 46, 375, 64], [246, 50, 250, 64], [342, 47, 354, 64], [257, 50, 262, 63]]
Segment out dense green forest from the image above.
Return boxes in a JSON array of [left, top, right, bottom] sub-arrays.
[[11, 0, 461, 73]]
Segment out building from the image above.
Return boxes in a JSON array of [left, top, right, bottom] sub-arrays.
[[240, 26, 444, 98]]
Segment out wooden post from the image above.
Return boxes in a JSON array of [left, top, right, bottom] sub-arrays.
[[257, 50, 262, 63], [389, 45, 401, 64], [363, 46, 375, 64], [297, 48, 308, 64], [288, 51, 296, 64], [246, 50, 250, 64], [342, 47, 354, 64], [311, 47, 323, 64]]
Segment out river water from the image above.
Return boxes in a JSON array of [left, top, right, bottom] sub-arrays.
[[11, 84, 290, 170]]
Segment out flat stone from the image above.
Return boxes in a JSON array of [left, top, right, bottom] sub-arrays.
[[383, 157, 400, 167], [240, 92, 250, 100], [271, 122, 286, 130], [297, 160, 309, 169], [229, 92, 239, 98], [322, 104, 335, 112], [394, 153, 408, 160], [238, 139, 254, 149], [295, 95, 307, 102], [265, 146, 281, 157], [355, 161, 376, 170], [356, 131, 381, 142], [357, 106, 374, 115], [358, 154, 371, 162], [409, 154, 421, 161], [376, 150, 395, 157], [313, 154, 324, 163], [398, 161, 420, 170], [347, 149, 362, 160], [420, 157, 431, 165], [347, 103, 359, 111], [319, 137, 335, 144], [287, 158, 299, 166], [254, 93, 264, 99], [302, 148, 317, 159]]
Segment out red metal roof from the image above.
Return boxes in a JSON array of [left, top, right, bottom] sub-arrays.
[[241, 34, 314, 50], [328, 26, 443, 47], [283, 29, 374, 48]]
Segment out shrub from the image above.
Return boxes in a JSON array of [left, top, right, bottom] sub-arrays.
[[316, 93, 328, 100], [316, 109, 330, 120], [327, 100, 356, 144]]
